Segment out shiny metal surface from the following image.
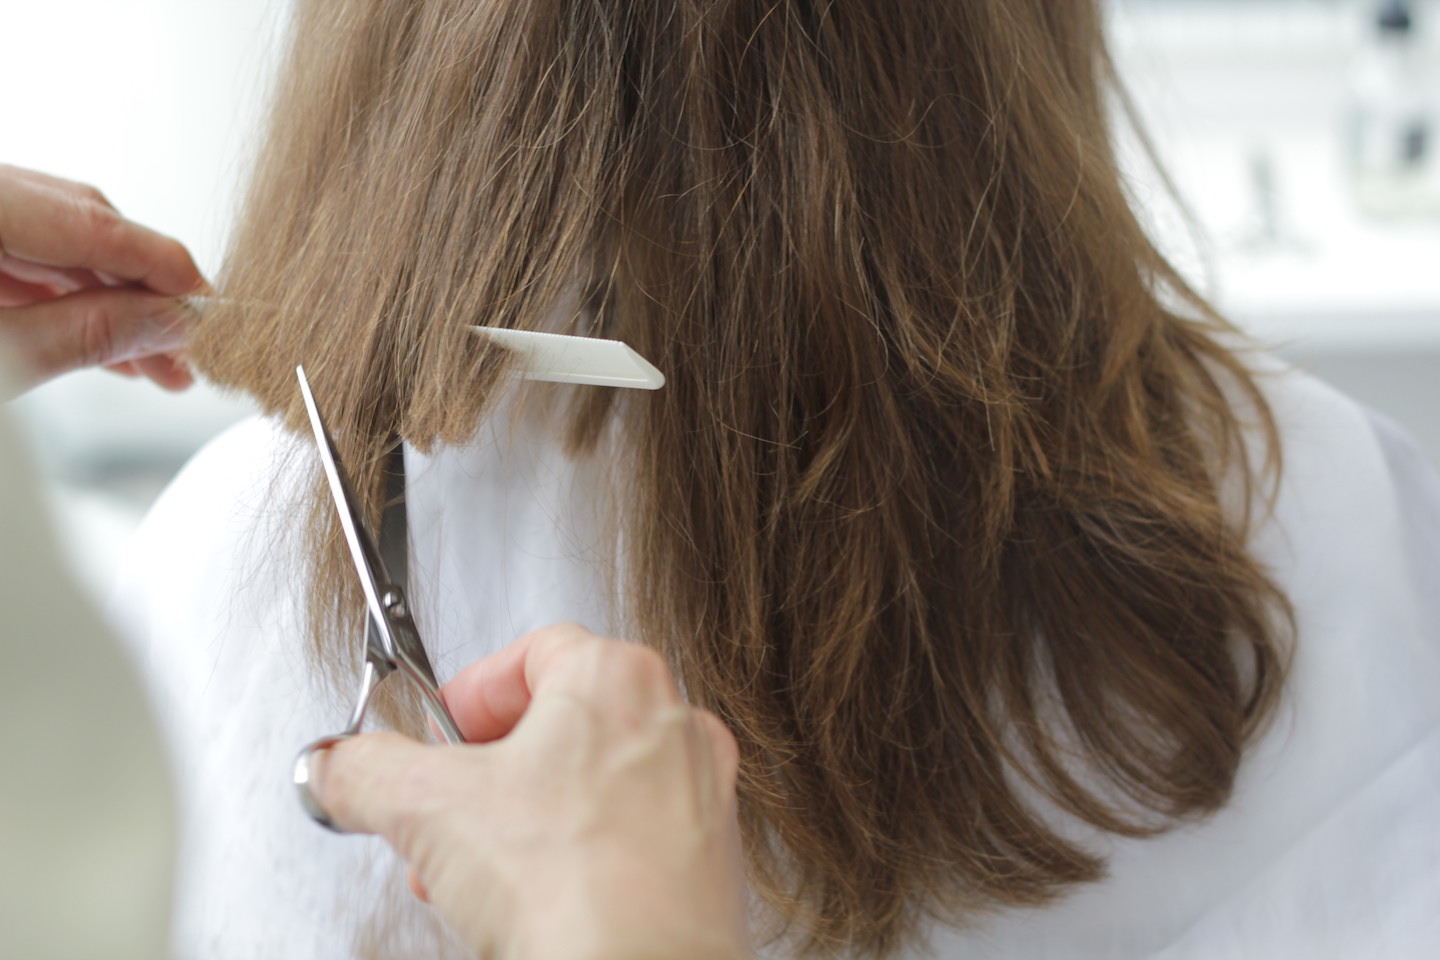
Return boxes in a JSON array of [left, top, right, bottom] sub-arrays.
[[294, 366, 395, 661], [291, 365, 464, 834]]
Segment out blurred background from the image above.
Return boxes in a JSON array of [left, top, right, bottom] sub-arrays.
[[1, 0, 1437, 603]]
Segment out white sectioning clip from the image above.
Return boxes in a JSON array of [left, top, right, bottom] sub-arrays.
[[471, 327, 665, 390]]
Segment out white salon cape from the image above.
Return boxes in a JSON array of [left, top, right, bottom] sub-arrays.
[[0, 389, 174, 960], [111, 359, 1440, 959]]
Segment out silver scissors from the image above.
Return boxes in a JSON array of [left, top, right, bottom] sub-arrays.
[[291, 364, 465, 833]]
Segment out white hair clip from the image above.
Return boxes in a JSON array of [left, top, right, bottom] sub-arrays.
[[470, 327, 665, 390]]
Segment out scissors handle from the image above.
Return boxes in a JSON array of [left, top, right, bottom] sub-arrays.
[[293, 734, 357, 833], [293, 650, 389, 834], [293, 609, 464, 832]]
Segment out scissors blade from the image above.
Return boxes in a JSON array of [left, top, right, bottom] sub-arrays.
[[295, 365, 395, 657], [378, 444, 409, 597], [378, 444, 440, 690]]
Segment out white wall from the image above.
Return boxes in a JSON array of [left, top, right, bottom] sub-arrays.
[[1111, 0, 1440, 459]]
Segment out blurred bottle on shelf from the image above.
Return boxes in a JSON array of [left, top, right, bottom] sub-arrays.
[[1349, 0, 1440, 217]]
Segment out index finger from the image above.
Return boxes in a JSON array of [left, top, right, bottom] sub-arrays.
[[440, 624, 594, 743], [442, 623, 679, 743], [440, 635, 536, 743], [0, 172, 206, 296]]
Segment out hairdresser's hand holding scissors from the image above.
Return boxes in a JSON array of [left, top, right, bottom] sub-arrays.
[[311, 622, 750, 960], [0, 164, 206, 399]]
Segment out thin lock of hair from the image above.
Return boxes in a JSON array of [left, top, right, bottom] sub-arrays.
[[194, 1, 1292, 957]]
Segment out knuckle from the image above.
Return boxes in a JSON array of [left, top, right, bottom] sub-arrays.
[[620, 641, 666, 673], [80, 183, 110, 207], [525, 621, 606, 668], [698, 710, 740, 767], [74, 300, 119, 368], [696, 710, 742, 800], [155, 233, 189, 265], [81, 200, 122, 239], [616, 643, 677, 695], [68, 196, 123, 261], [536, 621, 597, 645], [520, 621, 588, 652], [165, 238, 194, 272]]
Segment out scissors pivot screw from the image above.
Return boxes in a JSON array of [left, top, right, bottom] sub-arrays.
[[382, 590, 407, 619]]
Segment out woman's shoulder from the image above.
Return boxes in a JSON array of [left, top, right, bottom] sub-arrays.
[[1241, 356, 1439, 713], [1243, 357, 1436, 571], [1220, 354, 1433, 568], [1221, 358, 1440, 954], [147, 414, 298, 521], [107, 415, 308, 677], [1245, 353, 1385, 466], [123, 413, 302, 582]]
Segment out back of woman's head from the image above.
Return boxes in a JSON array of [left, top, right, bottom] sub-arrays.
[[194, 1, 1291, 955]]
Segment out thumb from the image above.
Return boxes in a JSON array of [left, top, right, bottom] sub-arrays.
[[309, 732, 439, 845], [0, 287, 190, 389]]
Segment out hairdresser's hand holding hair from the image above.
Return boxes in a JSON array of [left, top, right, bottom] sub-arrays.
[[311, 622, 750, 960], [0, 164, 206, 399]]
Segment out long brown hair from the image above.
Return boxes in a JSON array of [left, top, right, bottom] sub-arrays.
[[194, 0, 1291, 955]]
